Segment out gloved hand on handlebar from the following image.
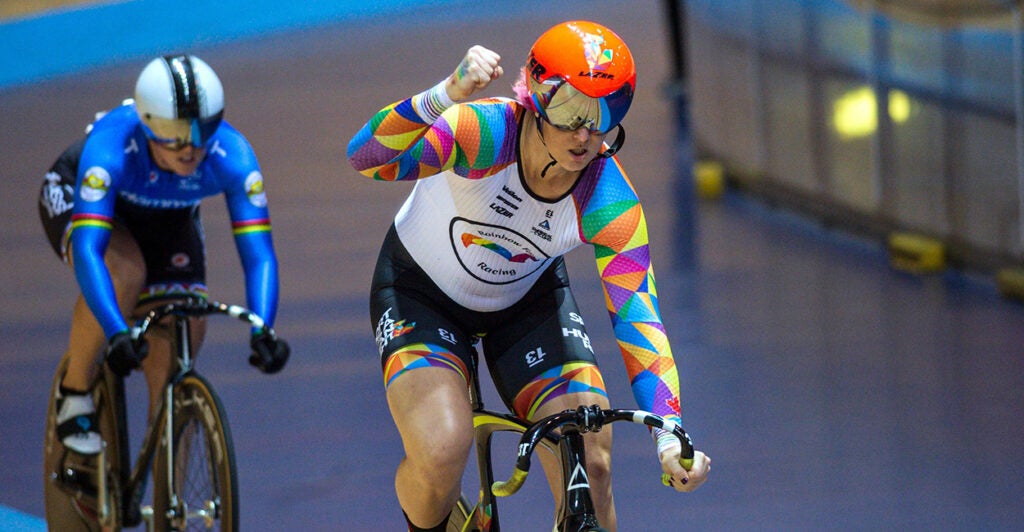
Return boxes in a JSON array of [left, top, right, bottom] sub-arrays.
[[106, 331, 149, 377], [249, 331, 290, 374]]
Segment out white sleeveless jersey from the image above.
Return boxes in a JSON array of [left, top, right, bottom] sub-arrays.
[[395, 164, 581, 312]]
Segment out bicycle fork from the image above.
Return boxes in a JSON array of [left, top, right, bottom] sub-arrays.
[[142, 315, 193, 532], [139, 378, 178, 532], [94, 441, 112, 526], [558, 430, 601, 531]]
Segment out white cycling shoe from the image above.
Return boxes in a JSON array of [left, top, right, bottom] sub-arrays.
[[55, 391, 102, 455]]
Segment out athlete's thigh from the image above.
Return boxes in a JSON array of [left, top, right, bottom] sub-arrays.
[[372, 285, 481, 460], [482, 284, 607, 420], [372, 283, 477, 390]]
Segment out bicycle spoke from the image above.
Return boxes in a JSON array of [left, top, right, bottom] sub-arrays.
[[175, 419, 222, 531], [154, 373, 237, 532]]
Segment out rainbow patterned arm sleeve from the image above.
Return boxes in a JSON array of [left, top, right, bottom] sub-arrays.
[[347, 82, 518, 181], [576, 161, 683, 444]]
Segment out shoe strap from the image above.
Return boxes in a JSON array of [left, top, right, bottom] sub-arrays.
[[56, 412, 99, 441]]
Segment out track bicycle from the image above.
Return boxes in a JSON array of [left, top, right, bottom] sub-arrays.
[[43, 296, 274, 531], [447, 359, 696, 532]]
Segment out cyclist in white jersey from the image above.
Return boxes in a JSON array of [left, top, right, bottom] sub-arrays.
[[348, 21, 711, 532]]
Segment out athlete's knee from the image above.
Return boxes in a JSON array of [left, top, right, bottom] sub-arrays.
[[407, 415, 472, 475], [586, 440, 613, 486], [389, 378, 473, 477]]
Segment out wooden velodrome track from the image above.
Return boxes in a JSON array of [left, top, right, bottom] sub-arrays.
[[2, 0, 1023, 529]]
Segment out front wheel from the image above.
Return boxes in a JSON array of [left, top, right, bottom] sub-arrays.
[[152, 372, 237, 531]]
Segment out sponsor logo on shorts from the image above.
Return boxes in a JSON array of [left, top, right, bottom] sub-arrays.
[[375, 307, 416, 355], [561, 327, 593, 354], [564, 312, 592, 353], [170, 253, 191, 269], [438, 328, 458, 345], [525, 347, 547, 368], [139, 282, 208, 301], [40, 171, 74, 218]]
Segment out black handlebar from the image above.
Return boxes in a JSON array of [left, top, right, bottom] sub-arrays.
[[131, 296, 270, 340], [492, 405, 695, 496]]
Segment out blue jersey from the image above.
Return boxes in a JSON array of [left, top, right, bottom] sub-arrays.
[[70, 103, 279, 338]]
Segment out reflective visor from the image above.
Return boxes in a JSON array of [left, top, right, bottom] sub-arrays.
[[142, 111, 223, 148], [530, 77, 632, 133]]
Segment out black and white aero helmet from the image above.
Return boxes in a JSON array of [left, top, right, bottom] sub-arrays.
[[134, 54, 224, 148]]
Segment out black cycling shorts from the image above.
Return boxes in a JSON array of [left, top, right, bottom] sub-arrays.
[[38, 138, 208, 301], [370, 224, 601, 414]]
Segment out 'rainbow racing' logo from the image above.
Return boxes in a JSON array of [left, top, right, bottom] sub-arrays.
[[460, 233, 537, 263], [449, 218, 549, 285]]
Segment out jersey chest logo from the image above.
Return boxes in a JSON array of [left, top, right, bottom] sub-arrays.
[[449, 218, 549, 285]]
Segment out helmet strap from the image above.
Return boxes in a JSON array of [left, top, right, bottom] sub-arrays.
[[597, 124, 626, 158], [533, 114, 559, 179], [541, 158, 558, 179]]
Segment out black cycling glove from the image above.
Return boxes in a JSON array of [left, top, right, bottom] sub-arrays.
[[106, 331, 149, 377], [249, 331, 290, 374]]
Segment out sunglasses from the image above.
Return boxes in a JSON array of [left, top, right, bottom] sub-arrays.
[[530, 76, 632, 134], [534, 112, 628, 159], [152, 138, 198, 152], [542, 114, 605, 134], [141, 113, 222, 151]]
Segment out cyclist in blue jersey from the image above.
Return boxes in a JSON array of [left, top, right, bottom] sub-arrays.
[[38, 55, 290, 455]]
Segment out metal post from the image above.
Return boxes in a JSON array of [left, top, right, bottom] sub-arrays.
[[1013, 4, 1024, 255], [871, 8, 893, 216], [664, 0, 698, 271]]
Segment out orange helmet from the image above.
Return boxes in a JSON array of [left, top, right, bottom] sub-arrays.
[[526, 21, 635, 133]]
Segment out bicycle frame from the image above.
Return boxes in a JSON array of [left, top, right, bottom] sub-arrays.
[[459, 367, 598, 532], [139, 298, 201, 526], [465, 406, 562, 531], [456, 361, 695, 531], [47, 296, 267, 531], [136, 302, 205, 527]]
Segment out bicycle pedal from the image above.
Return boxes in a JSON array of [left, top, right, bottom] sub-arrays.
[[51, 452, 101, 499], [49, 470, 103, 523]]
